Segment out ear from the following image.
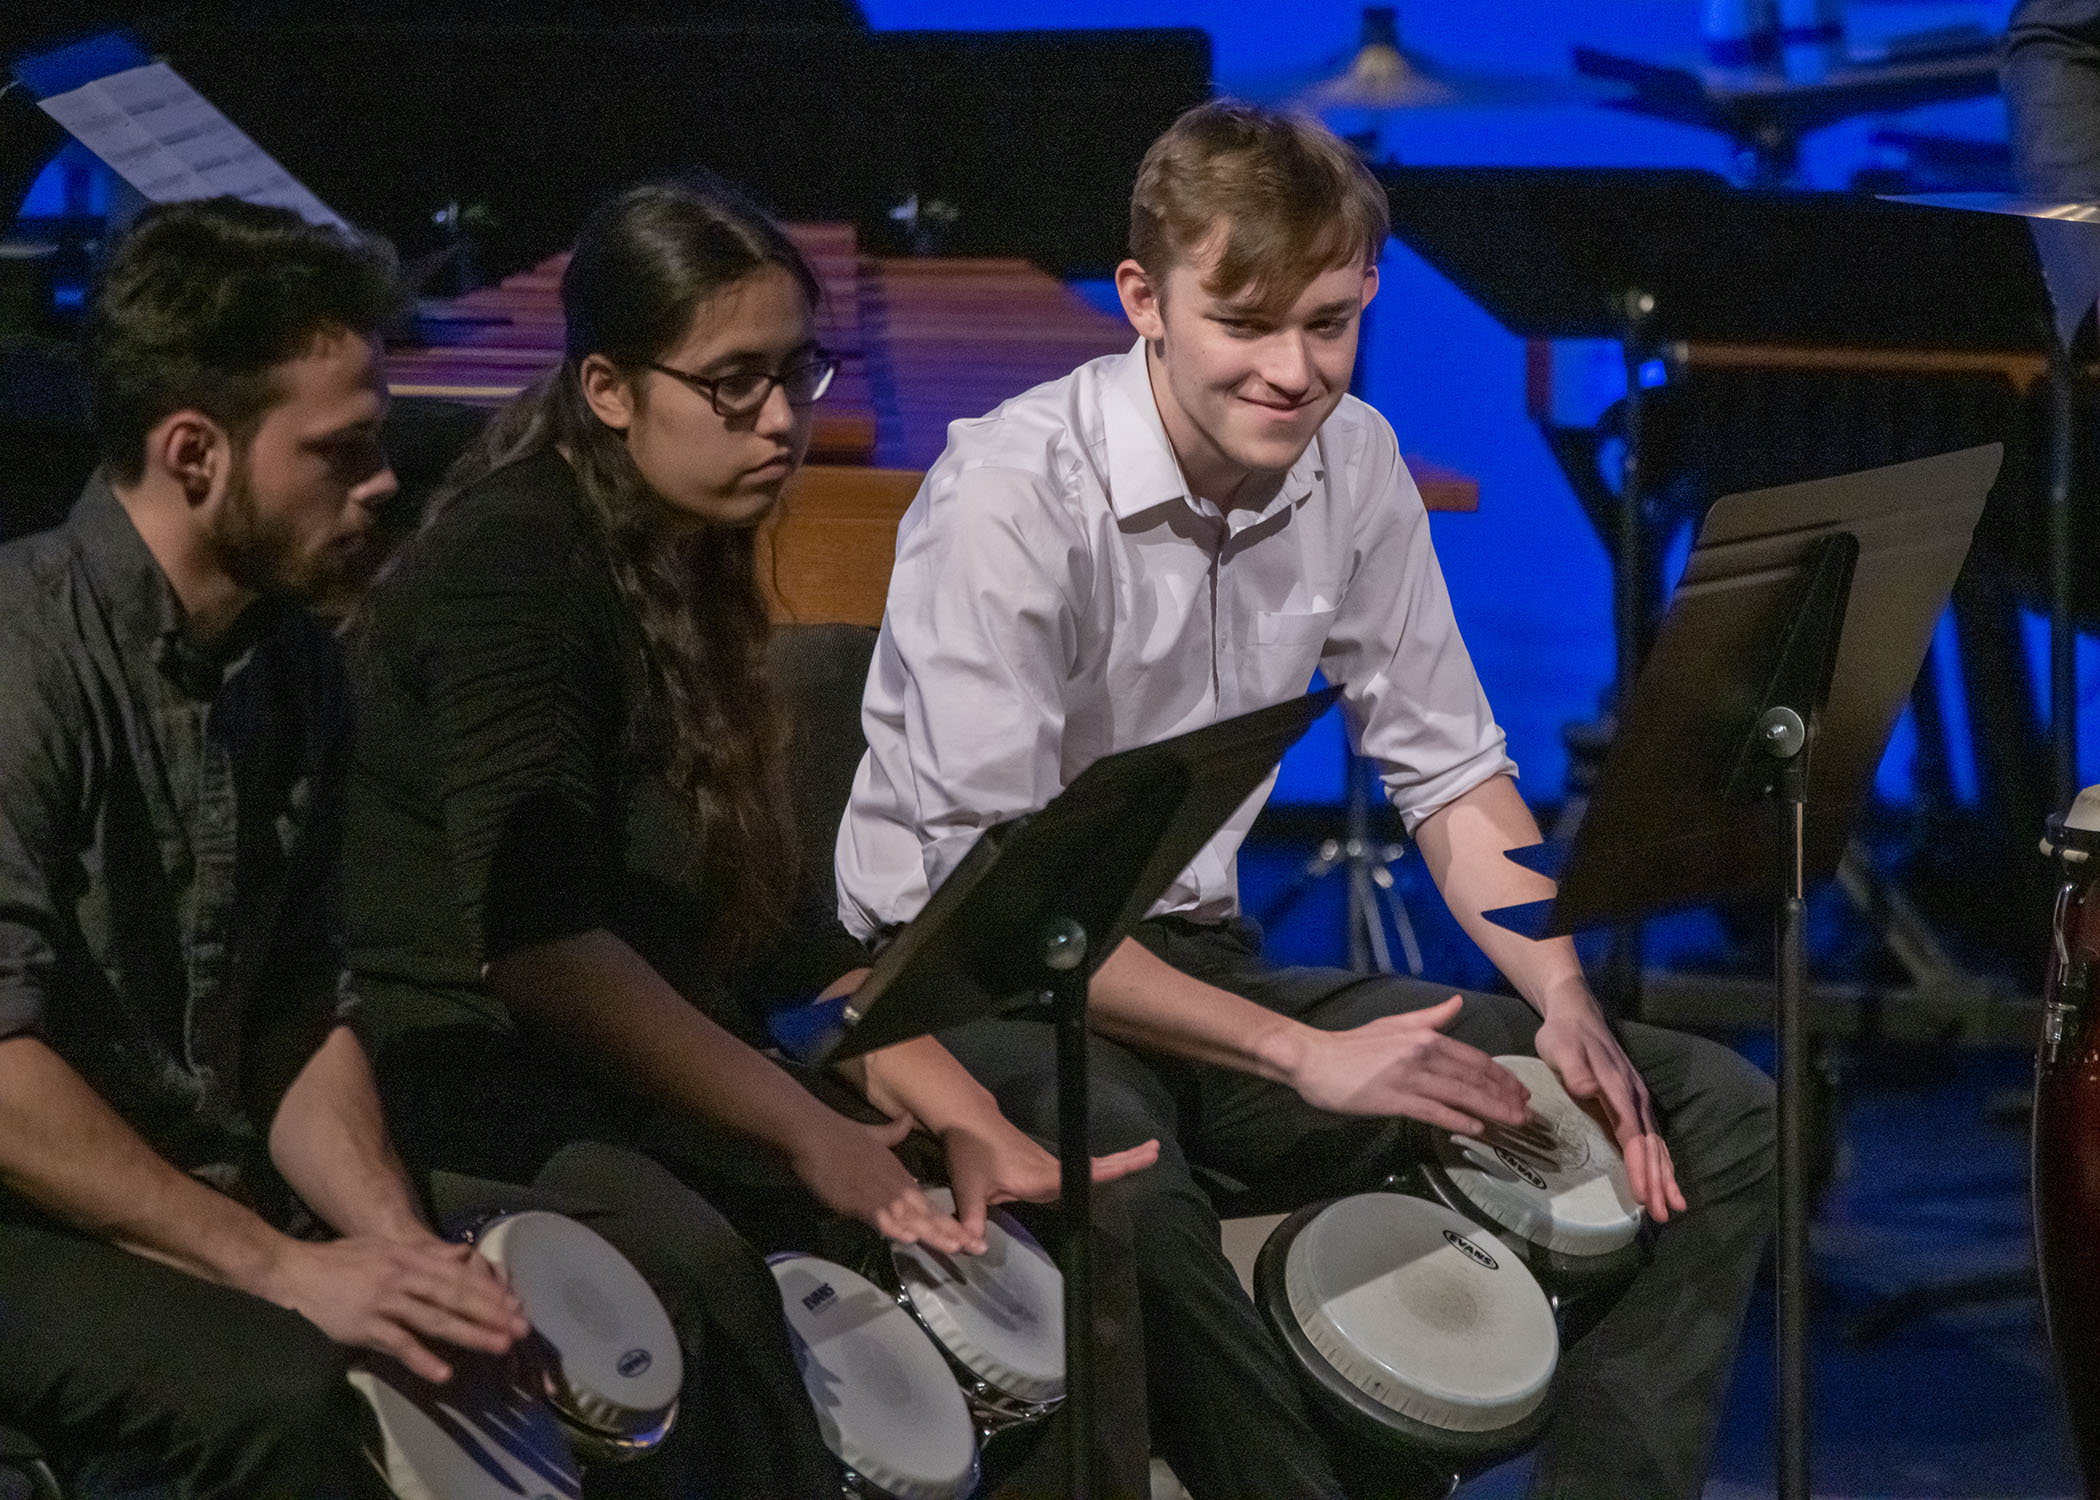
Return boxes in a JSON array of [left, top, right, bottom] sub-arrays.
[[145, 411, 230, 508], [578, 354, 639, 433], [1115, 258, 1166, 342], [1361, 260, 1380, 311]]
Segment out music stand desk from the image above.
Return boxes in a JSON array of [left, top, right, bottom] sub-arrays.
[[1484, 445, 2000, 1500]]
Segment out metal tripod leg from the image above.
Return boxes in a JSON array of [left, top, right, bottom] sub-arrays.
[[1258, 750, 1425, 976]]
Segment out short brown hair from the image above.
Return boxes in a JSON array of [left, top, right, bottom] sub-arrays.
[[89, 198, 401, 484], [1129, 99, 1389, 308]]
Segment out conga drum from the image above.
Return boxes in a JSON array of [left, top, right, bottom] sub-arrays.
[[1409, 1055, 1646, 1311], [1252, 1193, 1560, 1499], [770, 1252, 983, 1500], [2035, 784, 2100, 1484], [466, 1211, 683, 1463], [877, 1187, 1066, 1439]]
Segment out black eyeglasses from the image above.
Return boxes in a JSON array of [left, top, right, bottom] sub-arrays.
[[642, 352, 840, 418]]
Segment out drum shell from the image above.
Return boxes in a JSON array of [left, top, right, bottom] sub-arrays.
[[2035, 862, 2100, 1485], [1251, 1196, 1555, 1496]]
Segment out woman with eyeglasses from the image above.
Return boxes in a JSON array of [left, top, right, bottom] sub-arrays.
[[340, 175, 1157, 1498]]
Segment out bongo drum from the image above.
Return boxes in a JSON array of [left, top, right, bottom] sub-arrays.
[[467, 1211, 683, 1463], [2035, 785, 2100, 1487], [770, 1252, 982, 1500], [349, 1357, 582, 1500], [1412, 1055, 1644, 1304], [881, 1187, 1065, 1436], [1252, 1193, 1559, 1497]]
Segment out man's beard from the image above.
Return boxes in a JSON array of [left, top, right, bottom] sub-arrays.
[[209, 449, 359, 607]]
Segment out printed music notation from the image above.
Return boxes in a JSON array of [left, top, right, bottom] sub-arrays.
[[38, 62, 347, 231]]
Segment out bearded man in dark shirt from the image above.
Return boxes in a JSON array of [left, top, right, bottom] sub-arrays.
[[0, 198, 525, 1497]]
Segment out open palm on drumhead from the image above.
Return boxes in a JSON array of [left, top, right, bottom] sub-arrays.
[[1533, 1002, 1686, 1223], [1287, 995, 1531, 1135]]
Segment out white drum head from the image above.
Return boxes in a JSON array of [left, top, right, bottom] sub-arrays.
[[890, 1187, 1064, 1406], [1435, 1055, 1642, 1257], [1283, 1195, 1557, 1434], [349, 1361, 580, 1500], [770, 1253, 980, 1500], [476, 1212, 683, 1440]]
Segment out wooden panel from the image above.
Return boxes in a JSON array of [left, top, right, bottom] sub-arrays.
[[760, 466, 925, 626]]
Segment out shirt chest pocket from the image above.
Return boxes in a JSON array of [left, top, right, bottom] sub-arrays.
[[1247, 605, 1339, 699]]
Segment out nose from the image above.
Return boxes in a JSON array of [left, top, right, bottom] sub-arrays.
[[1256, 333, 1314, 397], [754, 379, 798, 440], [354, 463, 400, 513]]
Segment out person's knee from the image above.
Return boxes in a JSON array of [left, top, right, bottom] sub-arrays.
[[1652, 1033, 1776, 1201]]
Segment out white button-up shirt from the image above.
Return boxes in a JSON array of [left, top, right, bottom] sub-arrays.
[[837, 340, 1515, 940]]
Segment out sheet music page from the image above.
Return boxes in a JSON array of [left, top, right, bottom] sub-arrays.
[[38, 62, 348, 232]]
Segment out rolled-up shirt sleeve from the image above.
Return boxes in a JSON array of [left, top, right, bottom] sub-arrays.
[[1323, 421, 1517, 831], [0, 620, 83, 1040]]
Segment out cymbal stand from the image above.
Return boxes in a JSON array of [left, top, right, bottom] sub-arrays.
[[1258, 750, 1424, 975]]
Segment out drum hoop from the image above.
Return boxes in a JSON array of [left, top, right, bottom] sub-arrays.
[[1251, 1199, 1557, 1466], [558, 1400, 679, 1463]]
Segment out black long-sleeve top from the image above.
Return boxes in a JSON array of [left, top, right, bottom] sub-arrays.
[[343, 448, 864, 1067]]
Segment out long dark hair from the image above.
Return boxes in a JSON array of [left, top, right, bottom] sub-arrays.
[[430, 175, 818, 958]]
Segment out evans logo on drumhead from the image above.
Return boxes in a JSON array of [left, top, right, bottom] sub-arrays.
[[617, 1347, 653, 1378], [1442, 1229, 1500, 1269], [1495, 1145, 1549, 1191], [801, 1281, 839, 1315]]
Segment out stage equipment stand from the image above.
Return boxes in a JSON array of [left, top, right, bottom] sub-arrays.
[[1887, 192, 2100, 813], [1479, 445, 1999, 1500], [772, 687, 1341, 1500], [1383, 168, 2058, 1021], [1570, 39, 2000, 187]]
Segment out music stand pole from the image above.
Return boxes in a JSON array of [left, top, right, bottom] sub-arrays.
[[1041, 918, 1096, 1500], [1767, 714, 1813, 1500]]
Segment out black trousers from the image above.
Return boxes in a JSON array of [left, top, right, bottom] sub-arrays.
[[938, 918, 1777, 1500], [0, 1213, 392, 1500]]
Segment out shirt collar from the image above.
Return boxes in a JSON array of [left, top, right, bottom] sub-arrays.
[[66, 471, 271, 700], [1099, 338, 1326, 534]]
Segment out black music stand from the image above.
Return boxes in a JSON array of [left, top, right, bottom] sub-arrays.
[[1482, 445, 1999, 1500], [775, 685, 1341, 1500], [1383, 169, 2057, 1013]]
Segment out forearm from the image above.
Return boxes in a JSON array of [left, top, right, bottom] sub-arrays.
[[0, 1035, 292, 1292], [269, 1025, 427, 1242], [853, 1033, 1005, 1134], [1412, 774, 1593, 1016], [1086, 937, 1315, 1082], [488, 928, 830, 1157]]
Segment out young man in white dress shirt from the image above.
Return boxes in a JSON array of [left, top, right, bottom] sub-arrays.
[[837, 101, 1774, 1500]]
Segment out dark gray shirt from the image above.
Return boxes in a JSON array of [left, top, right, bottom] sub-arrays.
[[0, 475, 348, 1207]]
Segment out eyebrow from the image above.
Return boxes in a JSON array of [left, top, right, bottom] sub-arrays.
[[694, 338, 822, 373]]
